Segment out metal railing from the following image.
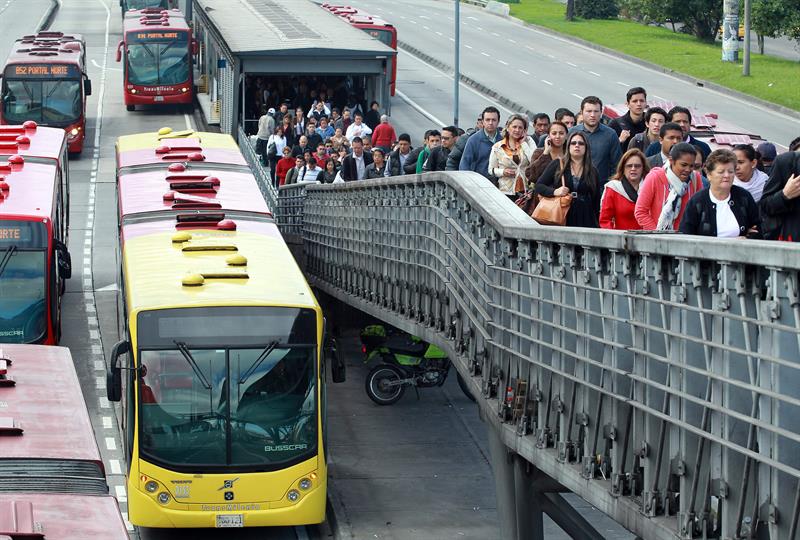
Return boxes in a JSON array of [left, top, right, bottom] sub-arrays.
[[237, 126, 278, 212], [277, 171, 800, 540]]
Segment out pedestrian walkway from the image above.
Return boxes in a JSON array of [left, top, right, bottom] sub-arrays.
[[327, 327, 634, 539]]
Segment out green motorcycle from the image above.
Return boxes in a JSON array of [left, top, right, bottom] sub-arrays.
[[360, 325, 475, 405]]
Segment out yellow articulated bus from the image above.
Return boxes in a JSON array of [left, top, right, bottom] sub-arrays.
[[107, 128, 344, 529]]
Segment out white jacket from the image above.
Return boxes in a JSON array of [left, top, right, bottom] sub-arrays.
[[488, 136, 537, 195]]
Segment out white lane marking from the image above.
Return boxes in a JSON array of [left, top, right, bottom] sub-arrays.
[[653, 94, 667, 100], [566, 62, 577, 67], [398, 50, 517, 117], [109, 459, 122, 474], [99, 397, 111, 409], [103, 416, 113, 429], [449, 37, 455, 42], [491, 32, 500, 37], [519, 69, 530, 75], [525, 45, 535, 51], [547, 54, 555, 59], [409, 20, 416, 25], [571, 93, 584, 99], [498, 60, 509, 66], [95, 360, 105, 371], [481, 52, 490, 57], [435, 31, 443, 36], [105, 437, 117, 451], [616, 81, 630, 87], [465, 44, 473, 49], [96, 376, 106, 389], [121, 512, 134, 532], [541, 80, 553, 86], [467, 16, 478, 20], [115, 485, 127, 502], [90, 59, 122, 72], [295, 526, 310, 540], [395, 89, 445, 127], [476, 26, 483, 31], [589, 71, 601, 77], [423, 25, 430, 30], [184, 113, 193, 131], [507, 39, 517, 44]]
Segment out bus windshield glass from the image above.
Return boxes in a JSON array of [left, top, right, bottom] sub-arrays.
[[125, 0, 169, 8], [0, 221, 48, 343], [126, 32, 190, 86], [366, 28, 393, 46], [1, 79, 82, 126], [136, 307, 318, 471]]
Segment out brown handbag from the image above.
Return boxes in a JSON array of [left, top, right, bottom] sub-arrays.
[[531, 173, 572, 226]]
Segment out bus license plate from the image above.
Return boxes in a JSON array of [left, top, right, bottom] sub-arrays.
[[154, 96, 165, 102], [216, 514, 243, 528]]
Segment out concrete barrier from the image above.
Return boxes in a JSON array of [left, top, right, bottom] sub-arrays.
[[485, 0, 510, 16]]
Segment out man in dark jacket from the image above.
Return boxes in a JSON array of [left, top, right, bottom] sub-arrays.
[[760, 146, 800, 241], [386, 134, 412, 177], [404, 130, 433, 175], [340, 137, 373, 181], [423, 126, 458, 172]]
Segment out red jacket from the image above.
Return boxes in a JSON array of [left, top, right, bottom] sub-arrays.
[[634, 167, 702, 230], [372, 123, 397, 149], [276, 156, 295, 186], [599, 181, 641, 230]]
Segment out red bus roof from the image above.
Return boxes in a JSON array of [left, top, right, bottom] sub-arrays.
[[0, 345, 102, 466], [121, 215, 281, 242], [0, 494, 128, 539], [122, 9, 190, 33], [117, 168, 271, 220], [4, 32, 85, 69], [0, 123, 67, 164], [0, 159, 58, 220], [321, 4, 393, 28], [116, 143, 248, 170]]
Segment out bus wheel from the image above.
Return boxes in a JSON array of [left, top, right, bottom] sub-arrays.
[[126, 105, 135, 112]]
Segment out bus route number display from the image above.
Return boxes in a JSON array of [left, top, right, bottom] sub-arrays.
[[10, 64, 80, 78], [0, 221, 45, 248], [132, 31, 188, 42]]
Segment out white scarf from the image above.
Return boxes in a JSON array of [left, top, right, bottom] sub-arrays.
[[656, 166, 688, 231]]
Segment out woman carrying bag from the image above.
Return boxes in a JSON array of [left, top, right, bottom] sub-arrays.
[[534, 131, 601, 227], [488, 114, 536, 201]]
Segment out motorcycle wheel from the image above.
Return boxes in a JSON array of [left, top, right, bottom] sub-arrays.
[[456, 372, 477, 402], [365, 364, 406, 405]]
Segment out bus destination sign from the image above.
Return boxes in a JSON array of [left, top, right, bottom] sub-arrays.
[[131, 31, 188, 42], [8, 64, 81, 78], [0, 221, 46, 248]]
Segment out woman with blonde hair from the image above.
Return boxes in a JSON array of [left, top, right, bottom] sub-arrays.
[[488, 113, 536, 200]]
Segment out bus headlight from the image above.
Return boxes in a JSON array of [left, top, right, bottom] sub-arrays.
[[181, 87, 188, 93], [287, 490, 300, 502], [145, 481, 159, 493], [299, 478, 311, 490], [157, 492, 171, 505], [131, 88, 137, 94], [70, 128, 80, 136]]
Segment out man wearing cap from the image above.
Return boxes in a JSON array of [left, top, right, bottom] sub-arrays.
[[757, 142, 777, 175], [371, 115, 397, 153], [365, 148, 388, 179]]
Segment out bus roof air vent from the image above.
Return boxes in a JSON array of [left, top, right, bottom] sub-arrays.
[[226, 254, 247, 266], [0, 501, 43, 539], [0, 417, 23, 436]]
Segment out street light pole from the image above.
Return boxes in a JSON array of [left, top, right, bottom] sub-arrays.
[[743, 0, 752, 75], [454, 0, 460, 127]]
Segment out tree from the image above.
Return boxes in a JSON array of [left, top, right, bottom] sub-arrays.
[[620, 0, 723, 41], [752, 0, 800, 54], [575, 0, 619, 19], [566, 0, 575, 21]]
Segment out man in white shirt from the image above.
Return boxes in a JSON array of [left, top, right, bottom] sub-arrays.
[[345, 113, 373, 143]]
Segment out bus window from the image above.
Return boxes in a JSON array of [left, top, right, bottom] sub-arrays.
[[2, 79, 82, 126], [127, 40, 190, 87], [368, 29, 393, 46], [0, 249, 47, 343]]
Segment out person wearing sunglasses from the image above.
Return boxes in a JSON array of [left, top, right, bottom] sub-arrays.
[[535, 131, 601, 227], [600, 149, 649, 230], [489, 114, 536, 199]]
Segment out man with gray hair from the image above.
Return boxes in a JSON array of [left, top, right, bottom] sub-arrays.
[[371, 114, 398, 153]]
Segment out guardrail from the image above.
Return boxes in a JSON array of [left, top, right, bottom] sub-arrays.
[[277, 171, 800, 540], [237, 126, 279, 212]]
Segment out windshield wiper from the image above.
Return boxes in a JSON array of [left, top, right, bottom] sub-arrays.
[[0, 245, 17, 280], [173, 340, 212, 390], [238, 340, 279, 385]]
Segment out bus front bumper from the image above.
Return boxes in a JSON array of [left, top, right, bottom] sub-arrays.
[[124, 92, 193, 106], [128, 483, 326, 528]]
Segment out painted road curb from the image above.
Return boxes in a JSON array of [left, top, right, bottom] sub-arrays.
[[37, 0, 61, 32], [426, 0, 800, 123]]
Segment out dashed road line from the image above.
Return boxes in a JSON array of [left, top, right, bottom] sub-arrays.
[[589, 71, 601, 77], [498, 60, 508, 66], [481, 52, 490, 57], [566, 61, 577, 67], [616, 81, 630, 87], [519, 69, 530, 75], [105, 437, 117, 451], [541, 79, 553, 86], [464, 44, 473, 49], [571, 93, 584, 99]]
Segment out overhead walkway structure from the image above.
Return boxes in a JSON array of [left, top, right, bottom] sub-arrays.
[[239, 143, 800, 539], [190, 0, 395, 135]]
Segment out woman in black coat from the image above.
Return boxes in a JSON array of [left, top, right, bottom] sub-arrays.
[[534, 131, 601, 228], [680, 149, 761, 238]]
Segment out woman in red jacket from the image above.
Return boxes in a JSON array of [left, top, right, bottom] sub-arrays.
[[275, 146, 296, 186], [599, 149, 649, 230]]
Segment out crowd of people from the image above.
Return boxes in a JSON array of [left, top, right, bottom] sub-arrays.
[[253, 80, 800, 243]]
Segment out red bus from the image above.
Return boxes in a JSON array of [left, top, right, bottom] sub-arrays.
[[0, 129, 71, 344], [321, 4, 397, 96], [0, 32, 92, 154], [0, 344, 129, 539], [116, 9, 196, 111], [120, 0, 179, 17]]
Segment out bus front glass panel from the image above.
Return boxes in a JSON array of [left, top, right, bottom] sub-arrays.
[[0, 221, 48, 343], [366, 28, 393, 46], [136, 307, 318, 472], [124, 0, 169, 9], [126, 31, 190, 87], [2, 75, 82, 127]]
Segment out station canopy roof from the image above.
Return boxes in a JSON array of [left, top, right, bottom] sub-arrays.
[[195, 0, 396, 58]]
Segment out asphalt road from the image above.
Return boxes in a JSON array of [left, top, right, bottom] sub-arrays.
[[350, 0, 800, 147], [0, 0, 52, 64]]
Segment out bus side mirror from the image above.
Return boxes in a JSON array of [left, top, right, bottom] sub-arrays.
[[192, 39, 199, 55], [107, 340, 131, 402], [84, 79, 92, 96], [115, 41, 123, 63], [326, 337, 346, 383], [54, 240, 71, 280]]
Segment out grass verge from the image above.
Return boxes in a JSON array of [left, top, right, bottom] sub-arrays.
[[508, 0, 800, 112]]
